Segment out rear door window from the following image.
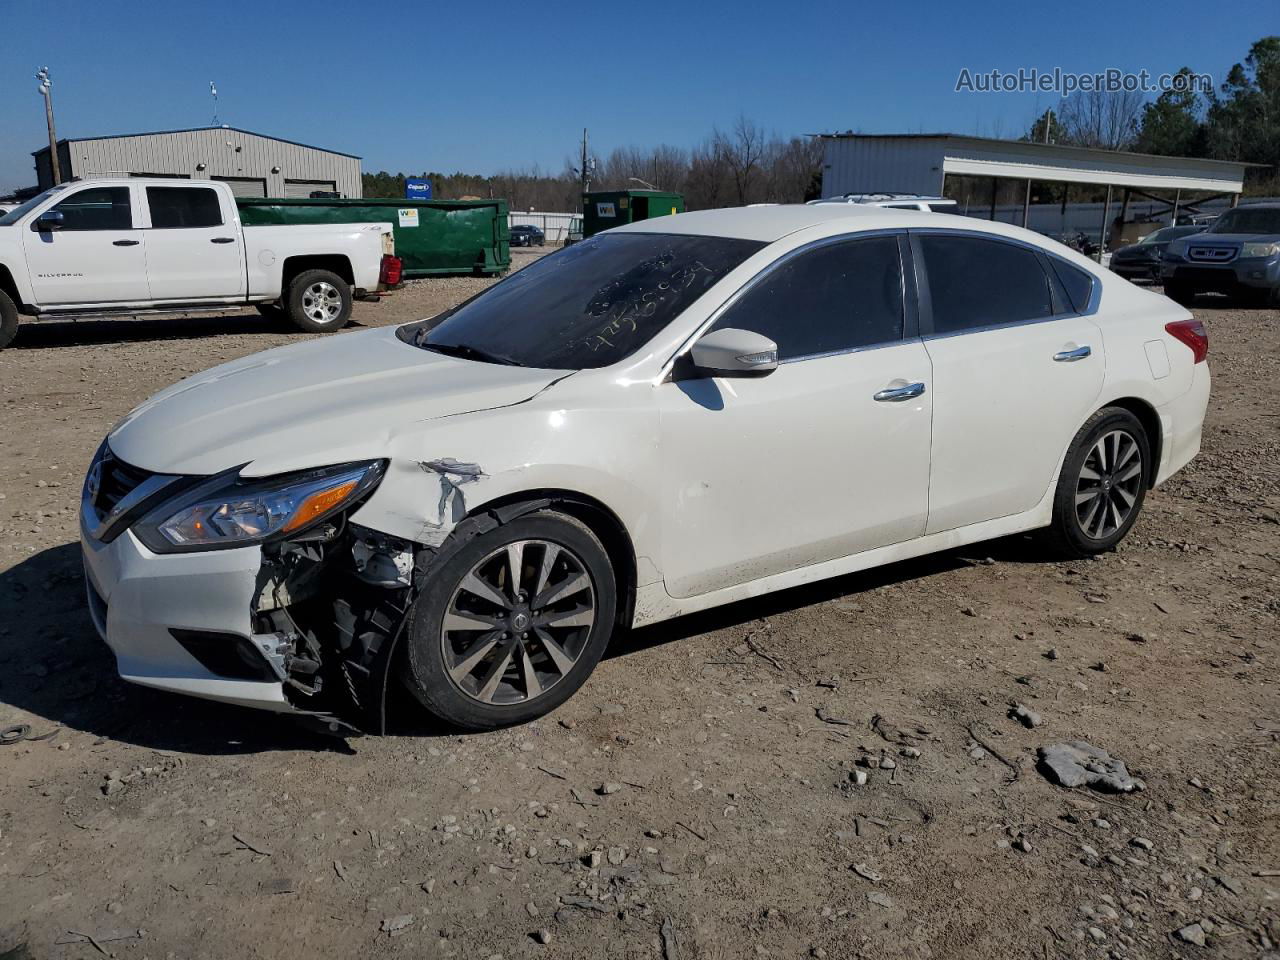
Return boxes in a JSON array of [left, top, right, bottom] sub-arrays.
[[713, 235, 905, 360], [919, 234, 1054, 334], [146, 187, 223, 228]]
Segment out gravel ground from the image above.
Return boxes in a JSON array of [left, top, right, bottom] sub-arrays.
[[0, 267, 1276, 959]]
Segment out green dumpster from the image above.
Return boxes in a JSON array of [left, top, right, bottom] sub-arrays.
[[583, 190, 684, 238], [236, 197, 510, 278]]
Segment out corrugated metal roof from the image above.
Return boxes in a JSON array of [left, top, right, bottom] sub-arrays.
[[813, 132, 1265, 170], [32, 126, 360, 159]]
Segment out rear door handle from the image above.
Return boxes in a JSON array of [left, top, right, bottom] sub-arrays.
[[873, 381, 926, 402], [1054, 345, 1092, 362], [210, 237, 236, 244], [112, 239, 139, 247]]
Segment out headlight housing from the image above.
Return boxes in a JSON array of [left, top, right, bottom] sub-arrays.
[[1241, 241, 1280, 259], [1164, 239, 1188, 259], [134, 460, 385, 554]]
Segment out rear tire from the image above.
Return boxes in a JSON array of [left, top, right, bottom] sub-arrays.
[[400, 510, 617, 730], [1042, 407, 1150, 559], [285, 269, 352, 333], [0, 290, 18, 351]]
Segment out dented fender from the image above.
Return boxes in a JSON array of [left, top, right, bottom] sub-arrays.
[[346, 384, 665, 577]]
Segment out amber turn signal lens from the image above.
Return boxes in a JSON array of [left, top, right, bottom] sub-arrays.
[[281, 479, 359, 533]]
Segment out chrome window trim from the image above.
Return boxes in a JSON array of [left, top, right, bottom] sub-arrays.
[[661, 228, 912, 377], [908, 227, 1102, 339]]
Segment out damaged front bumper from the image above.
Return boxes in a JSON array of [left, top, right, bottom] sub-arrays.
[[80, 468, 421, 732], [80, 522, 298, 712]]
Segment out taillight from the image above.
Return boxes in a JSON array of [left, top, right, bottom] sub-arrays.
[[1165, 318, 1208, 363], [379, 255, 403, 286]]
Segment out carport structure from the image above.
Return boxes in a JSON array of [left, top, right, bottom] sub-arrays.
[[818, 134, 1259, 252]]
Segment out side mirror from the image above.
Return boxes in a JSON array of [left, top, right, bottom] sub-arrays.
[[689, 328, 779, 377], [35, 210, 64, 232]]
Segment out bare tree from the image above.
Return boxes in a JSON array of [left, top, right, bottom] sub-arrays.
[[714, 116, 767, 205], [1056, 90, 1145, 150]]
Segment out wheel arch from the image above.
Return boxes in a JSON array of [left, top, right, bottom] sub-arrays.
[[1101, 396, 1163, 486], [0, 263, 27, 311], [282, 255, 355, 289], [464, 488, 639, 632]]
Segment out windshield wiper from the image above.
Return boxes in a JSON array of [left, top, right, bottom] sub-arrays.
[[422, 341, 520, 366]]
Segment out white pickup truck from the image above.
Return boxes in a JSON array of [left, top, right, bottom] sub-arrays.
[[0, 178, 399, 349]]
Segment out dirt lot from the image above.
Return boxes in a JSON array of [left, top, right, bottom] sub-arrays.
[[1, 258, 1276, 959]]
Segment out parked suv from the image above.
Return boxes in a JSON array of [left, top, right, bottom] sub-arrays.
[[510, 224, 545, 247], [1160, 203, 1280, 305]]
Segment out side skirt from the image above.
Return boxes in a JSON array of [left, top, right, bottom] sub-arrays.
[[632, 490, 1056, 628]]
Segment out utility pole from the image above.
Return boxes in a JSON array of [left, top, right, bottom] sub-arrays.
[[35, 67, 61, 185], [580, 128, 591, 195]]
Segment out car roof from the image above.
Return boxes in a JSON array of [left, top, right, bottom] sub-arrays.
[[616, 203, 998, 243]]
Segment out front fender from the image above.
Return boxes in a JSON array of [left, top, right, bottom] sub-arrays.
[[347, 397, 663, 569]]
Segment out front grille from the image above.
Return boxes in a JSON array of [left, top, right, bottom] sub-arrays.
[[1187, 245, 1236, 263], [94, 450, 156, 515]]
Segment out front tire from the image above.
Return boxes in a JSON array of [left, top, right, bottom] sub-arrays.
[[401, 511, 617, 730], [0, 289, 18, 350], [285, 269, 352, 333], [1043, 407, 1150, 558]]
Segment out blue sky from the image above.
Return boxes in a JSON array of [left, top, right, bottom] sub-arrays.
[[1, 0, 1274, 193]]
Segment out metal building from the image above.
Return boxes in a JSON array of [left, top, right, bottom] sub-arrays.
[[818, 133, 1257, 248], [32, 126, 361, 199]]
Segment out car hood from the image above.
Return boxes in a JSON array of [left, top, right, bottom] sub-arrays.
[[1188, 232, 1274, 245], [107, 326, 571, 476], [1114, 243, 1162, 258]]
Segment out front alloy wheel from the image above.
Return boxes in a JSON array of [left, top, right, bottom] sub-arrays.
[[441, 539, 595, 705], [402, 511, 617, 729]]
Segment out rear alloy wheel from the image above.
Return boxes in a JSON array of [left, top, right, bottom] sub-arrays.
[[1044, 407, 1150, 557], [286, 268, 352, 333], [402, 511, 616, 729]]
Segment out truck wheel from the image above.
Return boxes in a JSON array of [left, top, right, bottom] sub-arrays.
[[0, 289, 19, 351], [1162, 281, 1197, 306], [286, 269, 352, 333]]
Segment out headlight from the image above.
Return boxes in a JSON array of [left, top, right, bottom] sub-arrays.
[[1165, 240, 1188, 258], [134, 460, 384, 553], [1241, 241, 1280, 259]]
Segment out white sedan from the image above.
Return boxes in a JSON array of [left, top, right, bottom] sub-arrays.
[[80, 205, 1210, 731]]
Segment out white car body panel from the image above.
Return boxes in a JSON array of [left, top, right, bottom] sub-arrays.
[[0, 178, 389, 311], [657, 342, 932, 598], [77, 204, 1211, 712], [922, 314, 1105, 533]]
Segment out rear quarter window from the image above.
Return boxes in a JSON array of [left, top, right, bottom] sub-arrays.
[[1049, 259, 1097, 313]]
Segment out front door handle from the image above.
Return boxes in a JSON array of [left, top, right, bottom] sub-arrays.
[[112, 239, 139, 247], [210, 237, 236, 244], [873, 381, 926, 402], [1054, 345, 1092, 362]]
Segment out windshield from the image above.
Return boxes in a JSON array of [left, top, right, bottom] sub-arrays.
[[0, 187, 63, 226], [1141, 226, 1199, 244], [1208, 207, 1280, 235], [398, 232, 765, 369]]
